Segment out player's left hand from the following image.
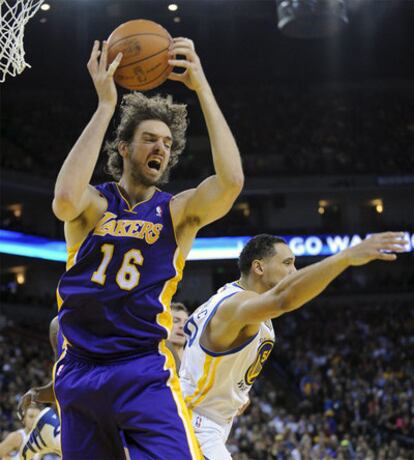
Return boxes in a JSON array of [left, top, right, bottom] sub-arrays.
[[168, 38, 209, 92], [17, 388, 37, 420]]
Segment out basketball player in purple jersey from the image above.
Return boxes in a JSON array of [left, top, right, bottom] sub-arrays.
[[52, 37, 243, 459], [16, 305, 188, 460]]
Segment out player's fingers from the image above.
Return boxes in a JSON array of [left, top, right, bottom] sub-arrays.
[[88, 41, 100, 63], [17, 398, 27, 420], [375, 232, 405, 241], [99, 41, 108, 73], [167, 71, 186, 82], [375, 241, 407, 251], [170, 43, 195, 54], [169, 48, 196, 63], [383, 244, 406, 252], [171, 39, 194, 47], [90, 40, 100, 57], [107, 52, 123, 77], [168, 59, 192, 69], [173, 37, 195, 47], [376, 253, 398, 261]]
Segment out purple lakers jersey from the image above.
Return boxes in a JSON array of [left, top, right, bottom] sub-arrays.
[[57, 182, 184, 360]]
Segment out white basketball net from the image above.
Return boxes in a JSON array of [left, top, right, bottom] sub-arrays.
[[0, 0, 44, 82]]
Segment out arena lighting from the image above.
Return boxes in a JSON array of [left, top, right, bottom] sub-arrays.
[[0, 229, 412, 262], [276, 0, 349, 38], [371, 198, 384, 214], [16, 272, 26, 285], [40, 3, 50, 11], [168, 4, 178, 11]]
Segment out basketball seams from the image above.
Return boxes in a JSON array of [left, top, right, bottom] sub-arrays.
[[118, 64, 172, 90], [108, 32, 171, 51], [117, 46, 170, 70]]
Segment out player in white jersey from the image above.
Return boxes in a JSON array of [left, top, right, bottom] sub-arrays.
[[169, 302, 190, 368], [180, 232, 406, 459], [0, 405, 40, 460], [17, 318, 62, 460], [20, 407, 61, 460]]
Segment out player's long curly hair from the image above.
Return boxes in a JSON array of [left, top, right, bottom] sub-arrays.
[[105, 92, 188, 184]]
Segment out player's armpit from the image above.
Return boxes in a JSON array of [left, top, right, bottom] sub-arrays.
[[170, 177, 242, 257], [202, 291, 260, 351], [63, 186, 108, 248]]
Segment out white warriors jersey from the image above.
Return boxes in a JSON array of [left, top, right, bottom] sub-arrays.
[[20, 408, 61, 460], [180, 282, 275, 425]]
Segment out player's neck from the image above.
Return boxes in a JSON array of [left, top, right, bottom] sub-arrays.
[[172, 343, 184, 360], [238, 275, 267, 294], [117, 177, 157, 206]]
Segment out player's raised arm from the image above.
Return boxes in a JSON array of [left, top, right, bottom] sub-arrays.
[[168, 38, 244, 229], [52, 41, 122, 222]]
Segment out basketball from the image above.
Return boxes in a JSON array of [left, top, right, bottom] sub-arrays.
[[107, 19, 173, 91]]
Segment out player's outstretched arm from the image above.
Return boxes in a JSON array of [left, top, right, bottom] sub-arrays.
[[235, 232, 406, 325], [208, 232, 406, 350], [53, 41, 122, 222], [168, 38, 244, 229]]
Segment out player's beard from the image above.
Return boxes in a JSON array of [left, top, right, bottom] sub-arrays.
[[130, 159, 171, 187]]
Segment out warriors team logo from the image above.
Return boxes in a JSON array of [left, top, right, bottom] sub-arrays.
[[244, 340, 274, 386]]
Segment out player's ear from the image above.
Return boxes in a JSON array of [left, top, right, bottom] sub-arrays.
[[252, 259, 264, 276], [118, 141, 129, 158]]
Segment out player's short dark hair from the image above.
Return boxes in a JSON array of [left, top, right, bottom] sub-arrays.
[[105, 92, 188, 184], [238, 234, 288, 275], [171, 302, 189, 314]]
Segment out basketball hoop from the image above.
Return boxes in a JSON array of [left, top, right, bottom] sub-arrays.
[[0, 0, 44, 83]]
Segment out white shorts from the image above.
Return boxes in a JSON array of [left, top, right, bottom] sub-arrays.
[[192, 411, 233, 460]]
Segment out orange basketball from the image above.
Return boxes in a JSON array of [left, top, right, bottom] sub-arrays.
[[107, 19, 173, 91]]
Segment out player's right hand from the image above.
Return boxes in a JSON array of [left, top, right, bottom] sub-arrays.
[[87, 40, 122, 109], [17, 388, 37, 420], [343, 232, 407, 266]]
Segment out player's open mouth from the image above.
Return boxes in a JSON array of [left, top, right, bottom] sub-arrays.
[[147, 158, 162, 171]]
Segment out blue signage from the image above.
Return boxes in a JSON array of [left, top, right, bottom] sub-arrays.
[[0, 229, 412, 262]]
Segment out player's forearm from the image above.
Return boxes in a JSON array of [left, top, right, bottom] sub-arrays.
[[32, 381, 55, 403], [196, 85, 244, 191], [272, 252, 350, 315], [54, 104, 114, 211]]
